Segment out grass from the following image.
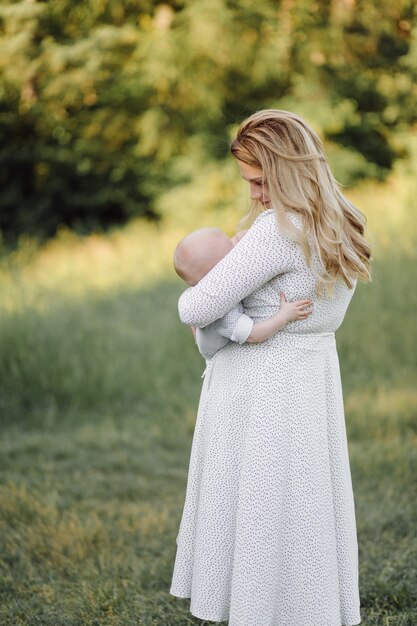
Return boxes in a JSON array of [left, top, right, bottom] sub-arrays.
[[0, 165, 416, 625]]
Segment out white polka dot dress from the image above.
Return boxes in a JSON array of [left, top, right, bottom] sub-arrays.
[[170, 209, 361, 626]]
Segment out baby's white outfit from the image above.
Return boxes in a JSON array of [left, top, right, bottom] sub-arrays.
[[195, 303, 254, 363]]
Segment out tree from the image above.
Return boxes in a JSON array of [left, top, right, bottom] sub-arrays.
[[0, 0, 416, 239]]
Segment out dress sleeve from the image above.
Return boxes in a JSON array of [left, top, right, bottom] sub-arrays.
[[178, 211, 301, 327]]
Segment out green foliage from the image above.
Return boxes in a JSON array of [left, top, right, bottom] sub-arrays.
[[0, 0, 417, 239]]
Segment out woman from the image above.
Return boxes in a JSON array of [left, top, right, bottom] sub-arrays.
[[169, 110, 371, 626]]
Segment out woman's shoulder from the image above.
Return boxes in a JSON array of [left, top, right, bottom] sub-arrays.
[[252, 208, 274, 226], [252, 208, 302, 225], [250, 209, 277, 236], [252, 208, 303, 237]]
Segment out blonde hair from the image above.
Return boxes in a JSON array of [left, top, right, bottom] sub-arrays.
[[231, 109, 372, 295]]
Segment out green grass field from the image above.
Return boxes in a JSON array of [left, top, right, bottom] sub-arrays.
[[0, 168, 416, 625]]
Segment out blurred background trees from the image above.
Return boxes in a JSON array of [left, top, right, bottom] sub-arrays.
[[0, 0, 416, 240]]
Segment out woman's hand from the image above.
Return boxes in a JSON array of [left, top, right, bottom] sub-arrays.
[[279, 291, 313, 323]]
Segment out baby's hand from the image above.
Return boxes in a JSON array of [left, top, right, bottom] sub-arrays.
[[279, 291, 313, 323]]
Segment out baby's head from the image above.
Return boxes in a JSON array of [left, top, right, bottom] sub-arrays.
[[173, 227, 233, 286]]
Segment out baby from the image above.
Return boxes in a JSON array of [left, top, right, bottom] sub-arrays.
[[173, 227, 313, 363]]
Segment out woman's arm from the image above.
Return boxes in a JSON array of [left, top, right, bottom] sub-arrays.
[[178, 211, 302, 327]]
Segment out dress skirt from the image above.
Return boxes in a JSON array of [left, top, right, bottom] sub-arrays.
[[170, 331, 361, 626]]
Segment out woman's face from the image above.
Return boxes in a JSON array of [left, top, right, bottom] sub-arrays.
[[237, 161, 271, 209]]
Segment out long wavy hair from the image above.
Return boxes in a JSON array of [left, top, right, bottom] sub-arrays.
[[230, 109, 372, 295]]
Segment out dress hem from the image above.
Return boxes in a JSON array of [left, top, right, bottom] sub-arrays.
[[169, 591, 361, 625], [169, 590, 228, 622]]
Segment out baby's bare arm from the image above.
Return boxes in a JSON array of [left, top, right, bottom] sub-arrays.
[[246, 292, 313, 344]]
